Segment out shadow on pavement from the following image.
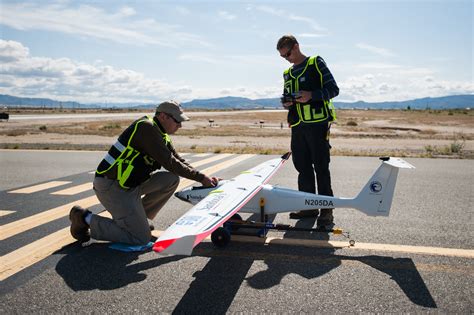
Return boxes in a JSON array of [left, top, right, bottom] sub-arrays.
[[177, 217, 436, 311], [55, 242, 184, 291], [245, 217, 437, 308], [55, 216, 436, 311], [171, 213, 275, 314], [172, 250, 254, 314]]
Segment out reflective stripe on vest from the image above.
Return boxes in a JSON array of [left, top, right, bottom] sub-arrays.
[[102, 140, 127, 166]]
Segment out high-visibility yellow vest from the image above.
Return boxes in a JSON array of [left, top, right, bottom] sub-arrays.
[[283, 56, 336, 127], [96, 116, 170, 189]]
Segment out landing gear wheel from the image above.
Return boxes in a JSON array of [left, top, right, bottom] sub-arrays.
[[211, 227, 231, 248], [227, 213, 243, 232], [231, 213, 242, 221]]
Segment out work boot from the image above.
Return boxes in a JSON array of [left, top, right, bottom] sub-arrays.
[[69, 206, 91, 242], [289, 209, 319, 219], [317, 209, 334, 228]]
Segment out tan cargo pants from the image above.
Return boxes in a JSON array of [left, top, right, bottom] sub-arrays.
[[91, 171, 179, 244]]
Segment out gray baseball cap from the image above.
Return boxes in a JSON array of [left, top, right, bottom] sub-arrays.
[[155, 100, 189, 122]]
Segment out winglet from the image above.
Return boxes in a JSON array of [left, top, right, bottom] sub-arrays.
[[152, 238, 177, 253], [382, 157, 415, 169], [281, 151, 292, 160], [153, 235, 196, 256]]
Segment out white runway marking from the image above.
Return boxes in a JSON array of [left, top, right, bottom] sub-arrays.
[[0, 210, 15, 217], [0, 153, 255, 281], [8, 181, 71, 194], [51, 183, 93, 195]]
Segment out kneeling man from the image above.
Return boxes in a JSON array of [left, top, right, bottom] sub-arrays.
[[70, 100, 218, 245]]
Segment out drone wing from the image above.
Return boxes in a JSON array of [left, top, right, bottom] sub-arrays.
[[153, 152, 291, 255]]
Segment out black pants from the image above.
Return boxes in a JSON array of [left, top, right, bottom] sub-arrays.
[[291, 122, 333, 197]]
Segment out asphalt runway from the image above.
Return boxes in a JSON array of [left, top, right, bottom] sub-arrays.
[[0, 150, 473, 313]]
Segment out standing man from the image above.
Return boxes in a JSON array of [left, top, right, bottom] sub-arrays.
[[69, 100, 219, 245], [277, 35, 339, 228]]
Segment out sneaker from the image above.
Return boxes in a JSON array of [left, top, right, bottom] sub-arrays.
[[289, 209, 319, 219], [69, 206, 91, 242], [317, 209, 334, 228]]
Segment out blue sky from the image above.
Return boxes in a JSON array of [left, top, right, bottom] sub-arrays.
[[0, 0, 472, 104]]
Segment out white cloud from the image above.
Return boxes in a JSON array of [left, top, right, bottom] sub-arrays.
[[178, 53, 279, 67], [218, 11, 237, 21], [176, 6, 191, 16], [0, 40, 191, 102], [116, 6, 136, 17], [3, 38, 471, 103], [356, 43, 395, 57], [0, 39, 281, 102], [0, 2, 210, 48], [254, 6, 285, 17], [2, 38, 472, 103], [354, 62, 401, 70], [178, 54, 220, 65], [298, 33, 326, 38], [0, 40, 30, 62], [337, 64, 474, 102], [256, 5, 328, 36], [289, 15, 326, 33]]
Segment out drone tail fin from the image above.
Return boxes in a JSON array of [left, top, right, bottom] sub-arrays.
[[353, 157, 415, 217]]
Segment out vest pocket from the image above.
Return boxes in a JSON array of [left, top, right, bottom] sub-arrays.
[[302, 104, 326, 121], [312, 107, 325, 120], [303, 104, 312, 120]]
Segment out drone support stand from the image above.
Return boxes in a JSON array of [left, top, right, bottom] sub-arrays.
[[225, 198, 355, 246]]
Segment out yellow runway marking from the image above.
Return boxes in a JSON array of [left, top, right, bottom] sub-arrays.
[[51, 183, 93, 195], [0, 195, 100, 241], [1, 225, 472, 282], [195, 154, 254, 177], [350, 242, 474, 258], [228, 234, 474, 259], [1, 154, 235, 241], [149, 231, 474, 259], [0, 154, 255, 281], [190, 153, 232, 167], [8, 181, 71, 194], [0, 227, 74, 281], [0, 210, 15, 217], [171, 154, 255, 192]]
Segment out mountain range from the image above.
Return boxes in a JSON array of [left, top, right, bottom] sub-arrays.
[[0, 94, 472, 110]]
